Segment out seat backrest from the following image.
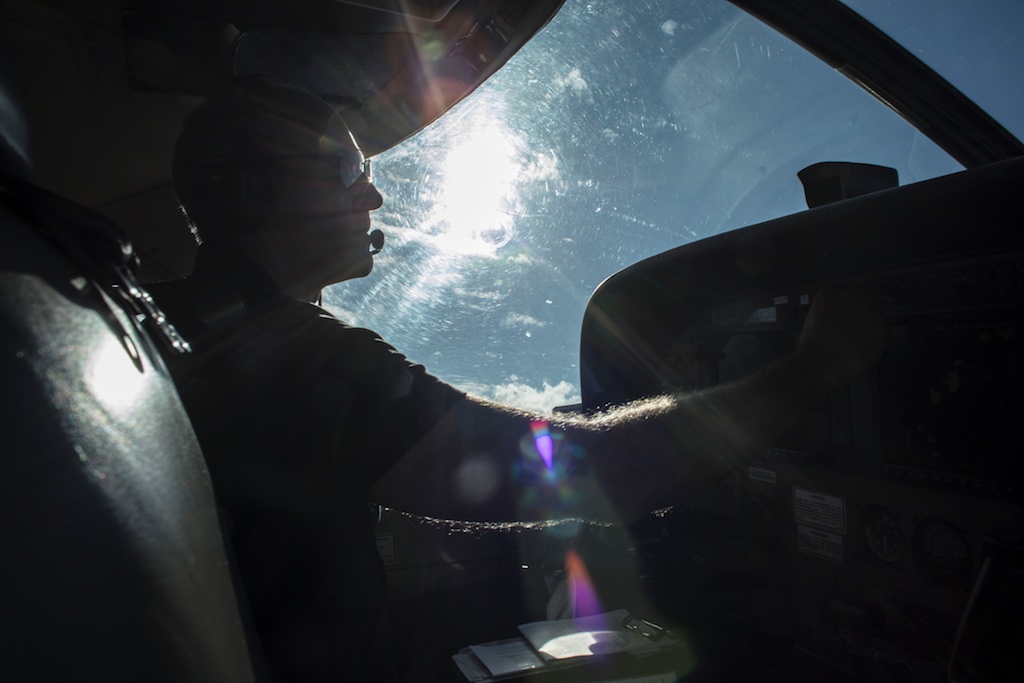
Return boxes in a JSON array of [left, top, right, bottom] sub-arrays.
[[0, 46, 256, 682]]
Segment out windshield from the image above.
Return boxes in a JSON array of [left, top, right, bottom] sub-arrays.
[[323, 0, 975, 411]]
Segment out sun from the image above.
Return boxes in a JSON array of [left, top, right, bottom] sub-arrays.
[[433, 113, 520, 257]]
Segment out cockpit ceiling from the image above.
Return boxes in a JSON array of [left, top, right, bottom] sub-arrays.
[[0, 0, 565, 207], [115, 0, 566, 151]]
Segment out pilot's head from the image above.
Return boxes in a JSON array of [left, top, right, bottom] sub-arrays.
[[173, 77, 384, 292]]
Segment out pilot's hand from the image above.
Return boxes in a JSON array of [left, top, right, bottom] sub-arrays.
[[794, 286, 887, 390]]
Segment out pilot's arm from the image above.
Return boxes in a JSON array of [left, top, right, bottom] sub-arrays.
[[369, 287, 886, 524]]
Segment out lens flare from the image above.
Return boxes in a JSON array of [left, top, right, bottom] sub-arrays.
[[565, 548, 602, 617], [531, 419, 555, 470], [514, 421, 586, 517]]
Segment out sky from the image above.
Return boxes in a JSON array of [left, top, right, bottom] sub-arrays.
[[321, 0, 1013, 412]]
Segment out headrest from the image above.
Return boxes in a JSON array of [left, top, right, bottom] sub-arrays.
[[0, 42, 32, 179]]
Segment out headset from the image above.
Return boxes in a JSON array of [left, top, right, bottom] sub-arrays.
[[175, 77, 273, 219]]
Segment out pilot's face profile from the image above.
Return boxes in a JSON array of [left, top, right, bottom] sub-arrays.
[[256, 112, 385, 284]]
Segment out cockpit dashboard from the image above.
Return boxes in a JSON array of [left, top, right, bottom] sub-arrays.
[[577, 155, 1024, 681]]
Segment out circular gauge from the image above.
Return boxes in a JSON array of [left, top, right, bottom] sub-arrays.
[[913, 518, 972, 588], [860, 505, 904, 564]]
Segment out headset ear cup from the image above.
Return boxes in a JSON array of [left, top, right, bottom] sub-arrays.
[[196, 158, 248, 208]]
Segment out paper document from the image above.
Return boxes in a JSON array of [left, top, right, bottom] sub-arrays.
[[453, 610, 681, 681], [452, 651, 492, 683], [467, 638, 545, 677], [518, 609, 672, 661]]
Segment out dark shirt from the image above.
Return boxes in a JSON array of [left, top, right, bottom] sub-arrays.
[[151, 243, 466, 682]]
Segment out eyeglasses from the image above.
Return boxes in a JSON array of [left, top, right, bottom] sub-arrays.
[[246, 150, 372, 188], [335, 149, 372, 188]]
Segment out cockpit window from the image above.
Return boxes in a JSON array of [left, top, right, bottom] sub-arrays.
[[323, 0, 966, 411]]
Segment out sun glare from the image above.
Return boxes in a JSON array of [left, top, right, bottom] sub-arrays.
[[85, 335, 149, 414], [433, 118, 520, 257]]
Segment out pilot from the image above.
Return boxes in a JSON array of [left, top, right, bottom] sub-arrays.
[[152, 76, 886, 682]]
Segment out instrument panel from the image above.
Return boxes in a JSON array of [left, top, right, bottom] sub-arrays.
[[578, 157, 1024, 681], [680, 251, 1024, 499]]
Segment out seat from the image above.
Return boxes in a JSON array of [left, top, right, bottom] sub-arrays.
[[0, 45, 257, 682]]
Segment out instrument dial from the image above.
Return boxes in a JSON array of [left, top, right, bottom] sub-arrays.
[[913, 518, 972, 588]]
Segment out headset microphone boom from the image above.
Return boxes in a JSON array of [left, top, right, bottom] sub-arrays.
[[368, 229, 385, 255]]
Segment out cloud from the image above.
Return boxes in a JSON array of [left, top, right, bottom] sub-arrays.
[[453, 287, 503, 302], [507, 253, 535, 264], [502, 312, 546, 328], [467, 377, 581, 413], [661, 20, 678, 37], [554, 68, 591, 98], [522, 150, 562, 183]]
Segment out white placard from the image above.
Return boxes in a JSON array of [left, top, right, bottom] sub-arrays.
[[797, 525, 845, 564], [793, 488, 846, 532], [748, 466, 777, 484]]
